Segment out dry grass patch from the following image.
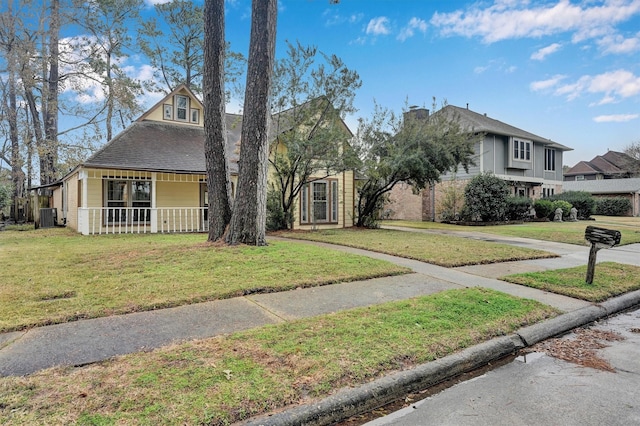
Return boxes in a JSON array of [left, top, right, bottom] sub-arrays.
[[0, 228, 409, 332], [0, 288, 558, 425], [502, 262, 640, 302], [279, 228, 556, 267]]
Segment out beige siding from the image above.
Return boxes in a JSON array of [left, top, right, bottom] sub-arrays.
[[343, 170, 355, 226], [156, 181, 201, 207], [51, 186, 63, 225], [65, 172, 79, 231], [293, 170, 355, 230], [86, 177, 103, 208]]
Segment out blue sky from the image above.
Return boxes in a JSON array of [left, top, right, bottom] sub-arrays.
[[213, 0, 640, 167]]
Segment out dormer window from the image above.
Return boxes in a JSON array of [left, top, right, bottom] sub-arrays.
[[175, 95, 188, 121], [191, 108, 200, 124]]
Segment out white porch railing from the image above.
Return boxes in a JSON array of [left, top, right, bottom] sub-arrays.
[[80, 207, 209, 235], [157, 208, 209, 234]]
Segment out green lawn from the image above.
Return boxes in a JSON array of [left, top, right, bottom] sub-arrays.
[[502, 262, 640, 302], [279, 228, 557, 267], [0, 288, 558, 425], [381, 215, 640, 246], [0, 228, 409, 332]]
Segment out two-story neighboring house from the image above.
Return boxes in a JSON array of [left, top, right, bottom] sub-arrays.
[[386, 105, 572, 221]]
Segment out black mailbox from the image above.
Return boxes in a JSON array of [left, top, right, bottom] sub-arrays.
[[585, 226, 621, 249]]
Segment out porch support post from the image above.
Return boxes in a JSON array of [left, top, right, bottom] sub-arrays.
[[79, 170, 89, 235], [150, 173, 158, 233]]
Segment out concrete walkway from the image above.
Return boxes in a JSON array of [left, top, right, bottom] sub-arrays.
[[1, 228, 639, 382]]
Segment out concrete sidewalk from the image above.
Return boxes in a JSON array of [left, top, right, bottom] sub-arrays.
[[1, 230, 639, 423]]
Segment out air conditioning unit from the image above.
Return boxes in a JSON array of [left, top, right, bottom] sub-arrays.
[[40, 208, 57, 228]]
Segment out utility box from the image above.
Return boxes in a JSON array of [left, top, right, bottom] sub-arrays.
[[39, 208, 57, 228]]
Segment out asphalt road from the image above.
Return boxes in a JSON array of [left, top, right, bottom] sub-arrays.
[[366, 307, 640, 426]]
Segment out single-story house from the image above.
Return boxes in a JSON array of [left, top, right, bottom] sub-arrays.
[[54, 85, 355, 235], [563, 178, 640, 216]]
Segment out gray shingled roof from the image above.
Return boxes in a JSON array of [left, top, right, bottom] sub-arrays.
[[439, 105, 572, 151], [84, 114, 242, 174], [563, 178, 640, 194]]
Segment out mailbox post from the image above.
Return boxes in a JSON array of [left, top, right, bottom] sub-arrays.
[[584, 226, 621, 284]]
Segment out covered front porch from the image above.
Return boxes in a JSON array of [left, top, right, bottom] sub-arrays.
[[69, 168, 216, 235], [78, 207, 209, 235]]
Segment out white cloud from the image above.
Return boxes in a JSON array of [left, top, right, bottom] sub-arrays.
[[549, 69, 640, 103], [598, 31, 640, 54], [530, 74, 567, 91], [593, 113, 639, 122], [474, 59, 517, 75], [430, 0, 640, 44], [531, 43, 562, 60], [324, 10, 363, 26], [397, 17, 428, 41], [366, 16, 391, 36]]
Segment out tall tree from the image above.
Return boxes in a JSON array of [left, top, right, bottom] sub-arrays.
[[624, 141, 640, 160], [40, 0, 59, 184], [623, 140, 640, 176], [268, 41, 361, 229], [225, 0, 277, 246], [203, 0, 232, 242], [353, 102, 478, 227], [74, 0, 143, 142], [138, 0, 245, 96], [0, 0, 25, 219]]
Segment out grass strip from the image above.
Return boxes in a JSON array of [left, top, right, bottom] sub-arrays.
[[382, 215, 640, 246], [0, 228, 409, 332], [279, 228, 556, 267], [502, 262, 640, 302], [0, 287, 558, 425]]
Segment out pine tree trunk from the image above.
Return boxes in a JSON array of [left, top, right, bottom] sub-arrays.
[[203, 0, 232, 241], [42, 0, 59, 185], [226, 0, 277, 246]]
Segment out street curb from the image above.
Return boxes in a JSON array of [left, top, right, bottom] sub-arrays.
[[242, 335, 524, 426], [242, 292, 640, 426], [516, 305, 606, 346]]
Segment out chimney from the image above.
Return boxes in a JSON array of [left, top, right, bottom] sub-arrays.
[[404, 106, 429, 122]]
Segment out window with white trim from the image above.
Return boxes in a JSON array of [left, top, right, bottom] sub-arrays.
[[190, 108, 200, 124], [175, 95, 188, 121], [300, 179, 339, 224], [544, 148, 556, 171], [513, 138, 531, 161], [104, 180, 151, 224]]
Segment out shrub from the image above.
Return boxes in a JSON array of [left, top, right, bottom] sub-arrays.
[[550, 200, 572, 219], [595, 197, 632, 216], [506, 197, 533, 220], [550, 191, 595, 219], [266, 188, 292, 231], [438, 179, 465, 222], [533, 199, 554, 219], [463, 172, 510, 222]]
